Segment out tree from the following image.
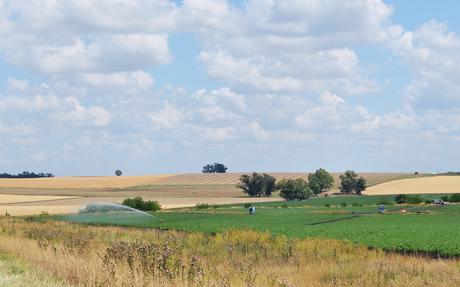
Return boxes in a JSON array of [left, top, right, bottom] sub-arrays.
[[237, 172, 277, 197], [308, 168, 334, 195], [339, 170, 367, 194], [202, 163, 228, 173], [115, 170, 123, 176], [277, 178, 312, 201]]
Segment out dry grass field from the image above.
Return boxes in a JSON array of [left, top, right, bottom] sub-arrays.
[[0, 217, 458, 287], [366, 175, 460, 195]]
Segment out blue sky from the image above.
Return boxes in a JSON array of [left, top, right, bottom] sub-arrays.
[[1, 0, 460, 175]]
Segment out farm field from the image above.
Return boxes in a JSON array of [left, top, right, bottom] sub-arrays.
[[0, 172, 423, 216], [365, 175, 460, 195], [0, 215, 459, 287], [61, 195, 460, 257]]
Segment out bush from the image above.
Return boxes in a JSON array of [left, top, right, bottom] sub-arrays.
[[196, 203, 210, 209], [376, 198, 393, 206], [340, 202, 347, 207], [281, 203, 289, 208], [243, 203, 251, 208], [395, 194, 423, 204], [441, 195, 450, 202], [325, 203, 331, 207], [122, 197, 161, 212], [449, 194, 460, 202]]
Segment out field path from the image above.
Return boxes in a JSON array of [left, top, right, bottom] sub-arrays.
[[365, 175, 460, 195]]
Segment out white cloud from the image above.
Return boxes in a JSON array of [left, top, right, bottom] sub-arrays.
[[79, 71, 154, 89], [150, 101, 186, 129]]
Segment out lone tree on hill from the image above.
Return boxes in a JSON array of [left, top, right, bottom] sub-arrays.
[[308, 168, 334, 195], [202, 163, 228, 173], [115, 170, 123, 176], [277, 178, 312, 201], [237, 172, 277, 197], [339, 170, 367, 194]]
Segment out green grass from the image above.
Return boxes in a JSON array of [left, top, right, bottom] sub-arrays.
[[58, 195, 460, 257]]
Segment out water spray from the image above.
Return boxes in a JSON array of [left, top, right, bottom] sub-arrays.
[[79, 202, 164, 222]]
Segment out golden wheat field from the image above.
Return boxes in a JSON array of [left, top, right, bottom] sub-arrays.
[[365, 175, 460, 195], [0, 175, 171, 189]]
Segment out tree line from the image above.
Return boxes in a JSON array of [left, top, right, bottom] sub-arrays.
[[237, 169, 366, 200], [0, 171, 54, 178]]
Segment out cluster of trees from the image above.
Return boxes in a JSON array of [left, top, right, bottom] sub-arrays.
[[339, 170, 366, 194], [202, 162, 228, 173], [237, 173, 276, 197], [0, 171, 54, 178], [121, 197, 161, 212], [236, 169, 366, 201]]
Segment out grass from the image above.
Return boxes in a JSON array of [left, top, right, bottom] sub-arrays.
[[60, 195, 460, 257], [0, 216, 459, 286]]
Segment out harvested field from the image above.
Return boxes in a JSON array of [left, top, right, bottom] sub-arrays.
[[150, 172, 416, 188], [0, 194, 77, 204], [365, 175, 460, 195], [0, 175, 170, 189]]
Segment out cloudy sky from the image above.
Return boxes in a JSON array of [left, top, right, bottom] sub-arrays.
[[1, 0, 460, 175]]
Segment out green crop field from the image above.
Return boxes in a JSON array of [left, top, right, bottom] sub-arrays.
[[59, 195, 460, 257]]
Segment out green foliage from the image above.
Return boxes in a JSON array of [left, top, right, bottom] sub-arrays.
[[237, 172, 277, 197], [395, 194, 423, 204], [277, 178, 312, 201], [339, 170, 367, 194], [441, 195, 450, 202], [243, 203, 251, 208], [340, 202, 347, 207], [202, 163, 227, 173], [122, 197, 161, 212], [63, 195, 460, 257], [195, 203, 210, 209], [449, 194, 460, 202], [307, 168, 334, 195], [115, 169, 122, 176], [281, 203, 289, 208]]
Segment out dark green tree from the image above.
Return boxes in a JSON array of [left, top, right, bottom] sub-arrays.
[[278, 178, 312, 201], [202, 163, 228, 173], [339, 170, 367, 194], [308, 168, 334, 195], [237, 172, 277, 197], [115, 170, 123, 176]]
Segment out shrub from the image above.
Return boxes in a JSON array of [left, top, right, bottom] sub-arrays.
[[340, 202, 347, 207], [281, 203, 289, 208], [196, 203, 210, 209], [325, 203, 331, 207], [377, 198, 393, 206], [441, 195, 450, 202], [243, 203, 251, 208], [122, 197, 161, 212], [395, 194, 423, 204], [449, 194, 460, 202]]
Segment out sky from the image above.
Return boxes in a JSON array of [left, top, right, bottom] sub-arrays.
[[1, 0, 460, 175]]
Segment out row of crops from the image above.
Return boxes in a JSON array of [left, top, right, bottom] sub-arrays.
[[60, 195, 460, 257]]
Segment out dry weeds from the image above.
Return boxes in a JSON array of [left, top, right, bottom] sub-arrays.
[[0, 216, 457, 286]]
